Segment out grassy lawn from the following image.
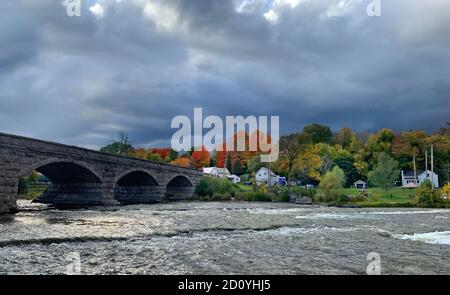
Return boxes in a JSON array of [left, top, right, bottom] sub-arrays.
[[317, 187, 417, 207], [235, 183, 254, 192], [355, 187, 416, 207]]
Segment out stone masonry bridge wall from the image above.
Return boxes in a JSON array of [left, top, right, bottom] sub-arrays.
[[0, 133, 203, 214]]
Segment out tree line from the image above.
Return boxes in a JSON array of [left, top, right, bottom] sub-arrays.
[[100, 122, 450, 191]]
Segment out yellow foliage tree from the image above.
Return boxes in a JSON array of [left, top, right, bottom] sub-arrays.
[[442, 183, 450, 199], [171, 156, 191, 168], [296, 146, 322, 181]]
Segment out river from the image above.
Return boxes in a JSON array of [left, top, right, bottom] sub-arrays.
[[0, 201, 449, 274]]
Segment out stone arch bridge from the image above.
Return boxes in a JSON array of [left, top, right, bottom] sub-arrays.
[[0, 133, 202, 214]]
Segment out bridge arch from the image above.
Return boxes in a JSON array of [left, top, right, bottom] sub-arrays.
[[114, 169, 159, 186], [16, 158, 104, 205], [18, 158, 103, 183], [114, 169, 162, 204], [166, 174, 194, 201], [166, 174, 194, 187]]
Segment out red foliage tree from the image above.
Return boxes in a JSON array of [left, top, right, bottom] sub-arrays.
[[191, 146, 211, 169], [151, 148, 172, 160]]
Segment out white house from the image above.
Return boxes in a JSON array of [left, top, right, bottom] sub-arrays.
[[401, 170, 439, 188], [203, 167, 240, 183], [255, 167, 279, 186], [203, 167, 231, 178]]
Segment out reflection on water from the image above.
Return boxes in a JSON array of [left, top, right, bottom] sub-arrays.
[[0, 201, 449, 274]]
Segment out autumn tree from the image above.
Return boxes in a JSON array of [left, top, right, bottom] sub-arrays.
[[215, 143, 228, 168], [171, 156, 191, 167], [319, 166, 345, 198], [296, 145, 322, 184], [303, 123, 333, 144], [368, 152, 399, 197], [167, 149, 179, 162], [313, 143, 351, 175], [367, 129, 395, 155], [438, 121, 450, 136], [429, 128, 450, 184], [279, 133, 302, 195], [215, 129, 270, 173], [333, 127, 354, 148], [151, 148, 173, 161], [191, 146, 211, 169], [147, 152, 164, 162], [392, 130, 427, 172], [248, 155, 265, 174], [130, 148, 149, 160], [334, 156, 361, 187], [100, 133, 134, 156]]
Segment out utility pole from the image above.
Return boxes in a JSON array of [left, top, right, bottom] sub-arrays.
[[425, 149, 428, 182], [413, 155, 417, 187], [431, 144, 434, 190]]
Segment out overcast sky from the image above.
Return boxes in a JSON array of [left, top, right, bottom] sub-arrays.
[[1, 0, 449, 149]]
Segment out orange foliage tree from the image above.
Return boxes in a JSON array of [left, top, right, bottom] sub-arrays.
[[130, 148, 150, 160], [216, 143, 228, 168], [171, 156, 191, 167], [214, 129, 274, 173], [151, 148, 172, 161], [191, 146, 211, 169]]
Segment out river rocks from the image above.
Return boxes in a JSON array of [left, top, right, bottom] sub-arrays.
[[377, 230, 392, 238]]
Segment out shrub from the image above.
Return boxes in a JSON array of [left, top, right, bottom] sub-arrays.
[[234, 191, 274, 202], [234, 192, 248, 201], [195, 176, 291, 203], [276, 186, 317, 199], [272, 191, 290, 202], [299, 188, 317, 199], [442, 183, 450, 200], [315, 191, 346, 203], [211, 192, 232, 201], [415, 180, 444, 208], [253, 192, 272, 202], [319, 167, 345, 197], [195, 176, 237, 197]]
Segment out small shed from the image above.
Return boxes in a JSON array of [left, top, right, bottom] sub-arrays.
[[354, 180, 367, 189], [227, 174, 241, 184]]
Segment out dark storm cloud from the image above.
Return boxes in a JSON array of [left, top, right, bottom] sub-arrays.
[[0, 0, 449, 149]]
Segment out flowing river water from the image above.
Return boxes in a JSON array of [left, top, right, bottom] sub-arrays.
[[0, 200, 449, 275]]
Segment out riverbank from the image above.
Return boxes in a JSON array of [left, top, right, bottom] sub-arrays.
[[194, 178, 449, 208], [15, 179, 448, 209]]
